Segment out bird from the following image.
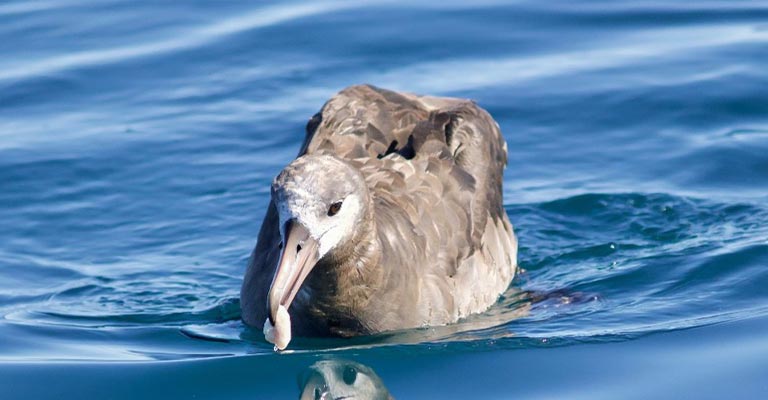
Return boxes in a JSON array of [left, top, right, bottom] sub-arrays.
[[240, 84, 517, 350], [299, 359, 393, 400]]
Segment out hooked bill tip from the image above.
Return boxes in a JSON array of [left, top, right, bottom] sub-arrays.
[[263, 304, 292, 350]]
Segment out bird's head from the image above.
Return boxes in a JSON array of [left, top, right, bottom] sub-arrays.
[[265, 154, 371, 349]]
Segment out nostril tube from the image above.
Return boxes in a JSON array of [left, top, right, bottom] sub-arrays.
[[297, 243, 302, 252]]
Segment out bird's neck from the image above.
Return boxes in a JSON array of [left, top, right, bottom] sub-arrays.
[[328, 210, 383, 294], [299, 205, 384, 335]]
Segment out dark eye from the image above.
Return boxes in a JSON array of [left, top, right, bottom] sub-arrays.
[[342, 366, 357, 385], [327, 201, 342, 216]]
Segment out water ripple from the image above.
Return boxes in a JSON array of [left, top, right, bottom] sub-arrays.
[[0, 1, 360, 83], [1, 1, 767, 369]]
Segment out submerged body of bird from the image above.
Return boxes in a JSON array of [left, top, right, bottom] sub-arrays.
[[241, 85, 518, 350]]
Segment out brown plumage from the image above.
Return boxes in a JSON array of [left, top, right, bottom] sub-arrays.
[[241, 84, 517, 347]]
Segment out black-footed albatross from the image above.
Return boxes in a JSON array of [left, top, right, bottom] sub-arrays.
[[241, 84, 517, 350]]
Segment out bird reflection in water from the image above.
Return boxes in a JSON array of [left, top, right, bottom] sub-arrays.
[[299, 359, 393, 400], [292, 289, 597, 399]]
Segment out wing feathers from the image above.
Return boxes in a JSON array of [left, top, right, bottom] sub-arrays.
[[301, 84, 516, 325]]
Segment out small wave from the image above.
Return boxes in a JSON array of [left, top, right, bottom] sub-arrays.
[[370, 25, 768, 94], [503, 193, 768, 338], [0, 2, 362, 83], [0, 1, 75, 16]]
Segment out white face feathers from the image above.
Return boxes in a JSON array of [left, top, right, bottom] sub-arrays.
[[272, 154, 367, 259], [275, 191, 362, 258]]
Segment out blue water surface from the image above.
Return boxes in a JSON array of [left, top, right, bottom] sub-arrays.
[[1, 1, 767, 398]]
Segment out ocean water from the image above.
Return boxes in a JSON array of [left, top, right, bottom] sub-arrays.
[[1, 0, 767, 398]]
